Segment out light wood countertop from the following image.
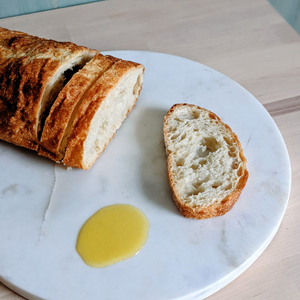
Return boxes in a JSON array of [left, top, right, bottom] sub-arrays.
[[0, 0, 299, 299]]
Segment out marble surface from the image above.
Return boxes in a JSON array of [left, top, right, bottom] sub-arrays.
[[0, 51, 291, 300]]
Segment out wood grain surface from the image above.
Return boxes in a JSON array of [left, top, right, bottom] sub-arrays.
[[0, 0, 299, 299]]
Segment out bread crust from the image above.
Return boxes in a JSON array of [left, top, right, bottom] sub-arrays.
[[164, 103, 249, 219], [0, 27, 97, 62], [0, 27, 98, 150], [63, 60, 144, 169], [38, 54, 118, 161], [0, 56, 60, 150]]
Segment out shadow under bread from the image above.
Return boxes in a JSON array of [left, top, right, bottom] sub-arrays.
[[135, 106, 179, 215]]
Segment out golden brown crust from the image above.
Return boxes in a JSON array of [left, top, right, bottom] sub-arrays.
[[0, 27, 98, 150], [0, 56, 60, 150], [0, 27, 97, 61], [38, 54, 118, 161], [170, 167, 249, 219], [63, 60, 144, 169], [164, 103, 249, 219]]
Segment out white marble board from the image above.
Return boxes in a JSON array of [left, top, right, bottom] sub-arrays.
[[0, 51, 291, 300]]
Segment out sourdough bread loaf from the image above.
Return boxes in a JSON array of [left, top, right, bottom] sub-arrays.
[[0, 27, 145, 170], [163, 103, 248, 219]]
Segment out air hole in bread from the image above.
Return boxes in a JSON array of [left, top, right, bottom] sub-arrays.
[[195, 137, 220, 159], [232, 161, 239, 169], [229, 146, 236, 152], [188, 184, 206, 196], [192, 111, 200, 119], [191, 164, 198, 170], [212, 181, 222, 189], [171, 133, 180, 140], [192, 181, 202, 189], [180, 133, 186, 141], [192, 176, 209, 190], [201, 137, 221, 152], [199, 159, 207, 165], [196, 147, 210, 158], [168, 126, 176, 133], [174, 117, 183, 122], [225, 183, 232, 190], [176, 158, 185, 167], [228, 151, 236, 157], [224, 136, 233, 146]]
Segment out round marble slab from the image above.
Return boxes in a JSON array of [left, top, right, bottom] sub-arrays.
[[0, 51, 291, 300]]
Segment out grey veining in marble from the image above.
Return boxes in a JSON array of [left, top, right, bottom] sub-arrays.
[[0, 51, 291, 300]]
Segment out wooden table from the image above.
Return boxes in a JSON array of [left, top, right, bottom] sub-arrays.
[[0, 0, 299, 299]]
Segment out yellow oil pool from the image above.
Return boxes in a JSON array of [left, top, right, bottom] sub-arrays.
[[76, 204, 149, 268]]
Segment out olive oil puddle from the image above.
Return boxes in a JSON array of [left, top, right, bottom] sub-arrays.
[[76, 204, 149, 268]]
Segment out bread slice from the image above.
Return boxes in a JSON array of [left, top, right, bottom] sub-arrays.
[[163, 103, 249, 219], [62, 59, 145, 170], [39, 54, 119, 161], [0, 27, 98, 150]]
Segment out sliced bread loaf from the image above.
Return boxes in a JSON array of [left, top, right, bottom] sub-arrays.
[[62, 59, 144, 170], [0, 27, 145, 170], [163, 103, 248, 219]]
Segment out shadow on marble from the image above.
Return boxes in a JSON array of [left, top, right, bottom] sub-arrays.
[[135, 106, 179, 215], [0, 139, 54, 168]]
